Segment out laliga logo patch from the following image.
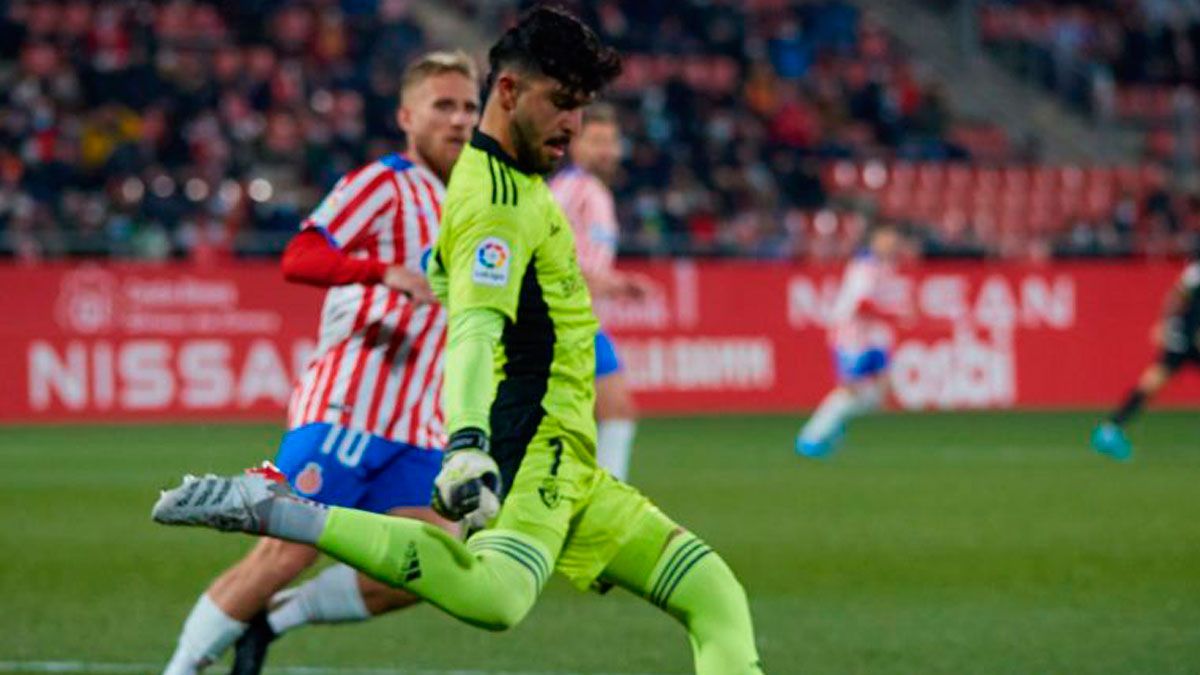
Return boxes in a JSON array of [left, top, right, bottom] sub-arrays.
[[295, 462, 323, 496], [477, 239, 508, 268], [472, 237, 511, 287]]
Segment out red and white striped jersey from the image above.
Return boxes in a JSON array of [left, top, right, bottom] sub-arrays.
[[829, 253, 906, 353], [288, 154, 448, 450], [549, 166, 618, 275]]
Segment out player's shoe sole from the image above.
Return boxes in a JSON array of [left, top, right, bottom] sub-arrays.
[[151, 473, 281, 533], [795, 427, 845, 459], [1091, 423, 1133, 462], [229, 610, 277, 675]]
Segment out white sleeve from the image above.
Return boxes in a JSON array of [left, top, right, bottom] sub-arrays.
[[303, 164, 396, 249], [1181, 263, 1200, 290], [830, 262, 872, 323]]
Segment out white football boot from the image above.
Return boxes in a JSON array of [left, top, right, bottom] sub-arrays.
[[151, 471, 288, 533]]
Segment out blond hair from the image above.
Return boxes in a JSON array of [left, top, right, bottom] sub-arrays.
[[400, 50, 479, 102], [583, 102, 618, 127]]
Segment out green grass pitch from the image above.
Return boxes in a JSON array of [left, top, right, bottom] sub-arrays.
[[2, 412, 1198, 674]]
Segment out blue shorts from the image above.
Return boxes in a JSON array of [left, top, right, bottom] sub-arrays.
[[835, 347, 890, 382], [273, 423, 442, 513], [595, 330, 622, 378]]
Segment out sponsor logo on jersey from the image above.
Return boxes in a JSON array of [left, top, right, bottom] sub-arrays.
[[294, 462, 323, 496], [473, 237, 511, 287]]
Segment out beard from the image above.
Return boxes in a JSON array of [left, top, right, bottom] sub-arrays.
[[414, 135, 454, 182], [510, 114, 556, 175], [589, 159, 618, 185]]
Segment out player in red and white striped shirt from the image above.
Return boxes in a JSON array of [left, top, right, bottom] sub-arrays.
[[797, 225, 909, 458], [164, 52, 480, 675], [285, 146, 448, 450], [549, 104, 651, 482]]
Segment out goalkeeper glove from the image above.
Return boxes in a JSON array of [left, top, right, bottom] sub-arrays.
[[433, 428, 502, 530]]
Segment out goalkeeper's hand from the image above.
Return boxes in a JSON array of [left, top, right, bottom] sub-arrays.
[[432, 428, 502, 530]]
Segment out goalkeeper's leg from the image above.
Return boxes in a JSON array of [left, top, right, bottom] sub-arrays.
[[154, 425, 576, 633], [600, 513, 765, 674], [153, 477, 559, 632], [314, 508, 555, 631]]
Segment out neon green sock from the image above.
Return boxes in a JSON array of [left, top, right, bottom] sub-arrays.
[[605, 527, 766, 675], [315, 507, 550, 631]]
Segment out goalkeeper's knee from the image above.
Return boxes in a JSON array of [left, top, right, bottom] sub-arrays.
[[665, 548, 752, 632], [647, 533, 764, 674], [316, 509, 544, 633]]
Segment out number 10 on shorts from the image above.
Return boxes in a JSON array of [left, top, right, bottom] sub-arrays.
[[319, 426, 368, 468]]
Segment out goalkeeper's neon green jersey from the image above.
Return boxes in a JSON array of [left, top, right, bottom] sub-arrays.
[[429, 130, 599, 453]]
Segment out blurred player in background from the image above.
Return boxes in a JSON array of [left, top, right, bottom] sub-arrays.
[[1092, 254, 1200, 460], [797, 224, 908, 458], [163, 51, 479, 675], [549, 103, 650, 481]]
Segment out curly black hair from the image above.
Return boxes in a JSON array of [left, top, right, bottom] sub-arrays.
[[488, 5, 622, 96]]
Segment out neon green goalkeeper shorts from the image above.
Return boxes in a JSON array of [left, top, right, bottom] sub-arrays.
[[482, 418, 674, 591]]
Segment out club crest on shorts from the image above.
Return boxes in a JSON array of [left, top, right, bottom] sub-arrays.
[[295, 462, 323, 496], [538, 477, 561, 509], [472, 236, 511, 286]]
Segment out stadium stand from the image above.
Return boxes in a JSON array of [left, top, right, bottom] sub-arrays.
[[0, 0, 430, 261], [977, 0, 1200, 161], [0, 0, 1194, 261]]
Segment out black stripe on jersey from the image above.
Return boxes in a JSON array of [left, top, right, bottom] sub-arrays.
[[486, 155, 499, 205], [504, 165, 519, 206], [474, 132, 522, 206], [497, 156, 509, 204], [470, 129, 534, 176], [489, 256, 555, 494]]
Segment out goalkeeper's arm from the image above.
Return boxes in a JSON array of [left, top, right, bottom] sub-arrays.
[[444, 307, 505, 435], [433, 307, 505, 525]]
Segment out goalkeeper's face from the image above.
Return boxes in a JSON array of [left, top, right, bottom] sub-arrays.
[[508, 74, 591, 174], [398, 72, 480, 182]]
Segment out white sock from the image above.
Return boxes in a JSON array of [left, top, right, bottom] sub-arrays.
[[267, 564, 369, 635], [850, 381, 884, 416], [596, 419, 636, 481], [163, 594, 247, 675], [800, 388, 855, 443]]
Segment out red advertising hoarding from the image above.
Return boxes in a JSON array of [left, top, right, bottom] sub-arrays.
[[2, 260, 1197, 423]]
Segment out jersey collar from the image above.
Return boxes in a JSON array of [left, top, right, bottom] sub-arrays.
[[470, 130, 535, 175]]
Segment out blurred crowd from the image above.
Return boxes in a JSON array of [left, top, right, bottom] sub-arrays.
[[0, 0, 429, 261], [514, 0, 998, 256], [0, 0, 1193, 262], [981, 0, 1200, 90], [980, 0, 1200, 158]]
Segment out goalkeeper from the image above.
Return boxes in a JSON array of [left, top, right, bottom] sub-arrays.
[[153, 6, 765, 674]]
